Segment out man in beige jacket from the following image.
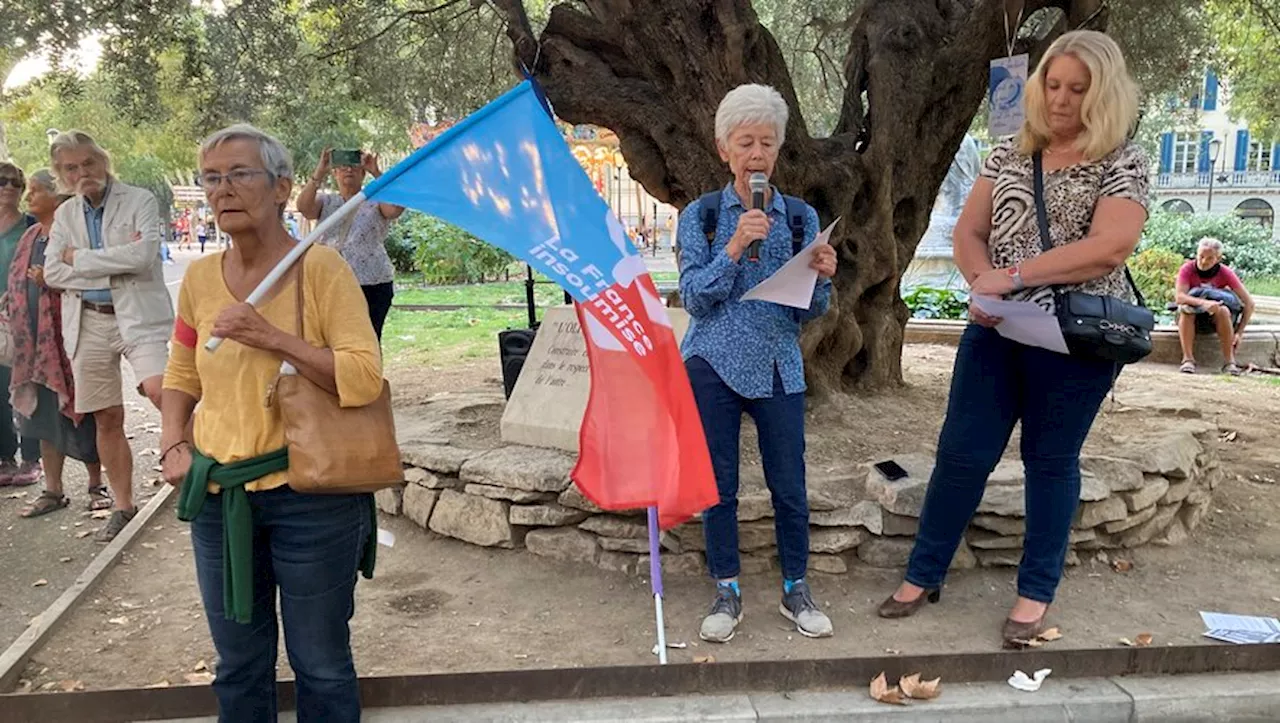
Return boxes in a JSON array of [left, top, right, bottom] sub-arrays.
[[44, 131, 174, 542]]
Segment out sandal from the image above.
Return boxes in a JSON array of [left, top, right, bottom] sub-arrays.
[[1179, 360, 1196, 374], [87, 486, 113, 512], [21, 490, 70, 518], [1222, 362, 1243, 376]]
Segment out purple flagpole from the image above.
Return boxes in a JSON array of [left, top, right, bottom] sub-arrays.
[[647, 506, 668, 664]]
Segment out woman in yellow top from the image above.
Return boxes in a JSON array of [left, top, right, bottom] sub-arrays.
[[160, 124, 383, 723]]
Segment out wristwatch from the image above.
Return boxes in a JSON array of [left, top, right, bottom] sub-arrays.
[[1006, 264, 1025, 292]]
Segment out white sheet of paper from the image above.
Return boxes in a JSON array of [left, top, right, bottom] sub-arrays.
[[1200, 611, 1280, 634], [377, 528, 396, 548], [740, 217, 840, 309], [970, 295, 1070, 354]]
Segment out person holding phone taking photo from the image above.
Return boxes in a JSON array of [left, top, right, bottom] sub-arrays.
[[297, 148, 405, 342]]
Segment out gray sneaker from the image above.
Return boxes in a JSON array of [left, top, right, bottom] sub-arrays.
[[780, 581, 833, 638], [94, 508, 137, 544], [699, 584, 743, 643]]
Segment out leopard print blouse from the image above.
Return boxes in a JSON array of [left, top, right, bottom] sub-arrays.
[[980, 138, 1151, 311]]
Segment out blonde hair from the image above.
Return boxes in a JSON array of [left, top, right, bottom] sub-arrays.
[[49, 130, 113, 193], [1017, 30, 1139, 161]]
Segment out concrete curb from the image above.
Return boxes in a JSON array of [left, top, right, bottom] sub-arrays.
[[150, 672, 1280, 723], [0, 484, 175, 692]]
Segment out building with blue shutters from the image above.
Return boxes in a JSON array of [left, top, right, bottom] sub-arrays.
[[1153, 69, 1279, 239]]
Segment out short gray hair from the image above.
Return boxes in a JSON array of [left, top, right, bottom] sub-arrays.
[[1198, 237, 1224, 254], [714, 84, 789, 147], [28, 169, 57, 193], [199, 124, 294, 181], [49, 130, 112, 190]]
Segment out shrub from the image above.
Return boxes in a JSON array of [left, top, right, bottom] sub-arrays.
[[385, 231, 418, 274], [1128, 247, 1183, 310], [903, 286, 969, 320], [389, 211, 515, 285], [1140, 210, 1280, 278]]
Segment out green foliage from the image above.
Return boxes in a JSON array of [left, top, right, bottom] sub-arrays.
[[391, 211, 514, 285], [1209, 0, 1280, 137], [1140, 210, 1280, 278], [385, 231, 418, 275], [1129, 247, 1184, 310], [903, 286, 969, 320]]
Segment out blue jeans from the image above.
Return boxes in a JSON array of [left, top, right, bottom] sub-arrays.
[[905, 325, 1117, 603], [192, 485, 371, 723], [686, 356, 809, 581]]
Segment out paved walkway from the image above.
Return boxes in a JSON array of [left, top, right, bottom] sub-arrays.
[[154, 672, 1280, 723]]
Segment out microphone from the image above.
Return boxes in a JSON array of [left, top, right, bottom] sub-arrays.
[[747, 172, 768, 261]]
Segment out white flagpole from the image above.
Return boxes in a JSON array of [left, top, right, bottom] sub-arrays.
[[647, 506, 668, 664], [204, 192, 368, 352]]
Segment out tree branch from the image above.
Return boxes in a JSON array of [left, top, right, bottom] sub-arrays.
[[316, 0, 469, 61]]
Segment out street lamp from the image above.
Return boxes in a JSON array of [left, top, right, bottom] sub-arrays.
[[45, 128, 60, 145], [1206, 138, 1222, 213]]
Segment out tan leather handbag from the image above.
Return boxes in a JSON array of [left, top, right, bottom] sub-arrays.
[[269, 251, 404, 494]]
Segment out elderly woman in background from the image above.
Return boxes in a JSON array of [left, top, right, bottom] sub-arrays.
[[10, 170, 104, 517], [1175, 236, 1255, 375], [678, 83, 839, 643], [160, 124, 383, 722], [878, 31, 1151, 647], [0, 162, 43, 487], [296, 148, 404, 341]]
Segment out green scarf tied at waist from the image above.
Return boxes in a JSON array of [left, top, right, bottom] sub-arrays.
[[176, 446, 377, 624]]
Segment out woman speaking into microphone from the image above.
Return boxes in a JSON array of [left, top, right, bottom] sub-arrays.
[[677, 83, 839, 644]]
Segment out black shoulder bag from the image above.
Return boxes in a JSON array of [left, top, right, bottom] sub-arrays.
[[1032, 151, 1154, 365]]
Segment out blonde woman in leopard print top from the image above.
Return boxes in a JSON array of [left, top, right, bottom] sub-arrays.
[[878, 30, 1151, 648]]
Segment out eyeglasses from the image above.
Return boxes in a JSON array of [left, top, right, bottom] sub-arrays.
[[0, 178, 23, 189], [200, 168, 270, 192]]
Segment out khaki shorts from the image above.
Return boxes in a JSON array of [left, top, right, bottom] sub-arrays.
[[72, 309, 169, 414]]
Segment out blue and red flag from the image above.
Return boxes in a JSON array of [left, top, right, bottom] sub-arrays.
[[362, 81, 717, 529]]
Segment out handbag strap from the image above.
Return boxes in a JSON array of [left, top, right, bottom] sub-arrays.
[[293, 247, 308, 339], [1031, 151, 1146, 308]]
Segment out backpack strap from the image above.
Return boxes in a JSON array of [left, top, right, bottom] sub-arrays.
[[698, 191, 721, 246], [782, 195, 807, 256]]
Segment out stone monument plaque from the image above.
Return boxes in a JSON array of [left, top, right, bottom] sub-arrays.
[[500, 305, 690, 452]]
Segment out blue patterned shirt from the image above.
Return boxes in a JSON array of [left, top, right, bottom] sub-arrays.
[[678, 184, 832, 399]]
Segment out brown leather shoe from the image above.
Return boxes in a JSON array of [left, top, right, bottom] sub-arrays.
[[877, 587, 941, 619], [1001, 613, 1048, 649]]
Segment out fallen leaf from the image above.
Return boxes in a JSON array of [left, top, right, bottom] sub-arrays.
[[183, 672, 214, 685], [193, 660, 209, 672], [5, 491, 25, 499], [869, 672, 908, 706], [75, 530, 92, 538], [692, 655, 716, 664], [1038, 627, 1063, 642], [1221, 431, 1238, 442], [1119, 637, 1135, 647], [1135, 633, 1154, 647], [59, 556, 72, 563], [899, 673, 942, 700], [119, 601, 142, 610], [58, 679, 85, 692], [884, 648, 901, 655], [1111, 559, 1133, 573], [145, 680, 171, 689], [39, 681, 58, 692], [107, 617, 129, 625], [91, 510, 112, 520], [1010, 637, 1044, 648], [32, 579, 48, 587], [140, 542, 158, 550]]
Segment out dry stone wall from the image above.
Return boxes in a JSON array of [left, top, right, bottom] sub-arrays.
[[379, 421, 1222, 577]]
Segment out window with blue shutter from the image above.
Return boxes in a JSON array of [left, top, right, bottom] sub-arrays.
[[1236, 130, 1250, 171], [1204, 70, 1219, 111], [1273, 143, 1280, 172], [1198, 131, 1213, 173], [1159, 132, 1174, 173]]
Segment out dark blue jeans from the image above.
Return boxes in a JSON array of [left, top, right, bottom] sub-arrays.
[[686, 356, 809, 581], [192, 485, 371, 723], [905, 325, 1117, 603]]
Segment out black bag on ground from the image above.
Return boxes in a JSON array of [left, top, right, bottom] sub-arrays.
[[1032, 151, 1154, 365]]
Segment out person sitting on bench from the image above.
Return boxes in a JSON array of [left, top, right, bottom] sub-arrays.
[[1175, 236, 1255, 376]]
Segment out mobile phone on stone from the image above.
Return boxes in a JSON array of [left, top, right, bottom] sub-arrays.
[[874, 459, 909, 482]]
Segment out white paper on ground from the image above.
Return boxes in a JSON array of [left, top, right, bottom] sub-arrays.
[[377, 528, 396, 548], [740, 217, 841, 309], [971, 295, 1070, 354], [1199, 611, 1280, 644], [1007, 668, 1052, 692]]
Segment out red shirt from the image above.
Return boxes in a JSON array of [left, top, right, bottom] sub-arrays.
[[1177, 260, 1241, 292]]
